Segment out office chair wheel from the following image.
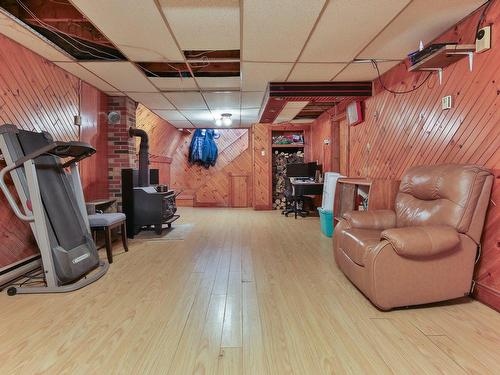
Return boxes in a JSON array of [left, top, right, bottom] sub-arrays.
[[7, 287, 17, 296]]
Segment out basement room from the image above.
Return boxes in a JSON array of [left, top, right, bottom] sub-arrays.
[[0, 0, 499, 373]]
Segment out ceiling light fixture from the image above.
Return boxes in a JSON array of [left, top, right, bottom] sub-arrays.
[[215, 113, 232, 127]]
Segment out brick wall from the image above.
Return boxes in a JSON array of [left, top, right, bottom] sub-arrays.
[[107, 96, 137, 209]]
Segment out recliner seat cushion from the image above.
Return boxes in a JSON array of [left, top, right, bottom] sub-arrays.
[[339, 228, 381, 266]]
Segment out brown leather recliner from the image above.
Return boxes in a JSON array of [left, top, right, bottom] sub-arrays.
[[333, 164, 494, 310]]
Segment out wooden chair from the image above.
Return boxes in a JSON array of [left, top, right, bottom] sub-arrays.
[[88, 213, 128, 264]]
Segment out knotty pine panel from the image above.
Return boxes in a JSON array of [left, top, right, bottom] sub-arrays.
[[252, 123, 272, 209], [136, 104, 182, 162], [340, 2, 500, 310], [79, 82, 109, 201], [0, 34, 80, 269], [311, 112, 337, 173], [136, 104, 182, 186], [195, 146, 253, 207], [140, 122, 252, 206]]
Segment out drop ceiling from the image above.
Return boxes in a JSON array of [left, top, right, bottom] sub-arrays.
[[0, 0, 486, 128]]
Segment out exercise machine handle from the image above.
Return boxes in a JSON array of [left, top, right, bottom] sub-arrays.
[[0, 162, 34, 222]]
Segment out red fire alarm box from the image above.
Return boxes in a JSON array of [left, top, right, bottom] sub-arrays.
[[347, 101, 363, 126]]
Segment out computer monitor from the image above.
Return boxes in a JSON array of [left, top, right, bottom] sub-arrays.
[[287, 162, 317, 177], [307, 162, 319, 177]]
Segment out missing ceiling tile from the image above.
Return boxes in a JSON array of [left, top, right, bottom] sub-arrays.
[[0, 0, 125, 60]]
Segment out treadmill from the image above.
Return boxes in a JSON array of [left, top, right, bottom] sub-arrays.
[[0, 124, 108, 295]]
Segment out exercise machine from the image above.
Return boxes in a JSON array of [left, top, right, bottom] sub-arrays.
[[0, 124, 108, 295]]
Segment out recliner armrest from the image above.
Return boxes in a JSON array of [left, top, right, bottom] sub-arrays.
[[342, 210, 396, 230], [381, 225, 460, 258]]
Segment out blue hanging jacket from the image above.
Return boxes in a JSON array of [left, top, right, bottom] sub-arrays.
[[188, 129, 218, 168]]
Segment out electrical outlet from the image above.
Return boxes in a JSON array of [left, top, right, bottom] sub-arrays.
[[476, 26, 491, 53], [442, 95, 452, 110]]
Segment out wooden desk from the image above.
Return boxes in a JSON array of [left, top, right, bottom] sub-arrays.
[[288, 178, 324, 218], [86, 198, 117, 214]]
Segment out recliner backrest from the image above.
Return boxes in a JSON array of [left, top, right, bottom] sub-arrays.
[[395, 164, 492, 237]]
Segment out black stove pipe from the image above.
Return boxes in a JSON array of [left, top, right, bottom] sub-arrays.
[[129, 127, 149, 187]]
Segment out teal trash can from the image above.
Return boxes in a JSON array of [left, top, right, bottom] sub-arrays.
[[318, 208, 334, 237]]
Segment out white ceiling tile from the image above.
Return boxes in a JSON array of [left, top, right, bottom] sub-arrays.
[[358, 0, 485, 60], [182, 109, 243, 127], [0, 11, 72, 62], [150, 77, 198, 91], [300, 0, 410, 62], [70, 0, 183, 61], [290, 118, 313, 124], [163, 91, 207, 109], [273, 101, 309, 123], [105, 92, 126, 96], [125, 92, 174, 109], [242, 62, 293, 91], [168, 120, 195, 128], [288, 63, 346, 81], [160, 0, 240, 50], [212, 108, 240, 119], [204, 92, 241, 109], [243, 0, 326, 61], [81, 62, 157, 92], [182, 109, 217, 127], [55, 62, 117, 92], [196, 77, 241, 90], [332, 61, 398, 81], [240, 108, 260, 124], [241, 92, 265, 108], [153, 110, 187, 121]]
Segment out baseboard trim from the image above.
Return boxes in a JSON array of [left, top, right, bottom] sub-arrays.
[[194, 202, 227, 208], [254, 205, 272, 211], [473, 282, 500, 312]]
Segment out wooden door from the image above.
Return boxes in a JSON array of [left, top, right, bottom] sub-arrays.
[[229, 174, 250, 207], [339, 118, 350, 176]]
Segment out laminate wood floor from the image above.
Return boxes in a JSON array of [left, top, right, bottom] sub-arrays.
[[1, 208, 499, 374]]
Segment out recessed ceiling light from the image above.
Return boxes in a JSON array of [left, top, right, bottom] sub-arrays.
[[221, 113, 232, 126], [215, 113, 232, 126]]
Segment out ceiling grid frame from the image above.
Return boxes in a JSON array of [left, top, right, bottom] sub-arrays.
[[0, 0, 487, 128], [329, 0, 414, 81], [66, 0, 196, 127]]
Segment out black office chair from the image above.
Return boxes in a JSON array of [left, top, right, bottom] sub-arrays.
[[282, 177, 311, 218]]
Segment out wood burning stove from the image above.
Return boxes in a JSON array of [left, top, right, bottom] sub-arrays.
[[122, 128, 179, 238]]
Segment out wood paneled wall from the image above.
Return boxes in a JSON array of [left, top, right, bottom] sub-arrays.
[[252, 124, 272, 209], [136, 104, 182, 185], [0, 34, 80, 269], [137, 112, 253, 207], [252, 123, 313, 210], [79, 82, 109, 201], [342, 1, 500, 310], [310, 111, 343, 173], [170, 129, 252, 207]]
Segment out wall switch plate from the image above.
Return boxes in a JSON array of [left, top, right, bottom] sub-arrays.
[[476, 26, 491, 53], [442, 95, 452, 110]]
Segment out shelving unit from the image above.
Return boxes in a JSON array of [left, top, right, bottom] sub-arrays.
[[271, 129, 305, 149], [271, 129, 306, 210], [271, 143, 305, 149], [408, 44, 475, 84]]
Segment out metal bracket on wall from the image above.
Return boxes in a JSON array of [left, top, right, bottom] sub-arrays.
[[419, 52, 474, 85]]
